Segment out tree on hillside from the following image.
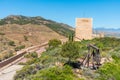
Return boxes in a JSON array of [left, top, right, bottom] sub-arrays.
[[61, 41, 80, 62], [68, 33, 74, 42]]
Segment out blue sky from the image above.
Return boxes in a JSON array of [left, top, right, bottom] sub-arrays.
[[0, 0, 120, 28]]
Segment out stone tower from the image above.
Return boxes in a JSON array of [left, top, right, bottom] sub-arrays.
[[75, 18, 93, 41]]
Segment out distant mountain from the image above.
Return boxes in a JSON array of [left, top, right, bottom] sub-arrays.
[[94, 28, 120, 32], [0, 15, 74, 37], [94, 28, 120, 38]]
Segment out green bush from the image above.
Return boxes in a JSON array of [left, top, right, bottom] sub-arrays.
[[24, 36, 28, 41], [15, 45, 25, 51], [30, 52, 38, 58], [4, 52, 14, 59], [14, 37, 120, 80], [0, 32, 5, 35], [25, 58, 40, 65], [61, 41, 80, 61], [95, 48, 120, 80], [0, 51, 14, 61], [48, 39, 61, 49], [96, 62, 120, 80], [14, 65, 36, 80], [8, 41, 15, 46], [25, 52, 38, 58], [29, 65, 83, 80]]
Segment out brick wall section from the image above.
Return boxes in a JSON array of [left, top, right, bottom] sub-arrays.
[[0, 42, 48, 68], [75, 18, 93, 41], [0, 51, 26, 68]]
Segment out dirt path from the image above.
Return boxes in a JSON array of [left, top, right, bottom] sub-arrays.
[[0, 65, 23, 80], [0, 46, 46, 80]]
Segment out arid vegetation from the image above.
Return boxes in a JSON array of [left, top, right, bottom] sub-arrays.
[[0, 15, 73, 61], [14, 37, 120, 80], [1, 15, 120, 80]]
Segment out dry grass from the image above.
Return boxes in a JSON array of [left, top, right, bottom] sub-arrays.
[[0, 24, 65, 51]]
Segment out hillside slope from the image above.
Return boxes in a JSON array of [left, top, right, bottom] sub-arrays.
[[0, 15, 74, 37], [0, 15, 74, 58]]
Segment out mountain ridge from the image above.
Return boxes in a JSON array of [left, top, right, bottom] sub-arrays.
[[0, 15, 74, 37]]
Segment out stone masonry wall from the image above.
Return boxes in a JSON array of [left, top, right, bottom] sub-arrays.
[[75, 18, 93, 41]]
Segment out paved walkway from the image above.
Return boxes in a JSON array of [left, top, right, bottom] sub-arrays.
[[0, 65, 23, 80], [0, 46, 46, 80]]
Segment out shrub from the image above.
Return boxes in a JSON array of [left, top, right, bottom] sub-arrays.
[[96, 49, 120, 80], [14, 65, 36, 80], [0, 51, 14, 61], [14, 64, 43, 80], [96, 62, 120, 80], [48, 39, 61, 49], [61, 41, 80, 62], [8, 41, 15, 46], [29, 65, 83, 80], [0, 32, 5, 35], [30, 52, 38, 58], [25, 52, 38, 58], [15, 45, 25, 51], [24, 36, 28, 41]]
